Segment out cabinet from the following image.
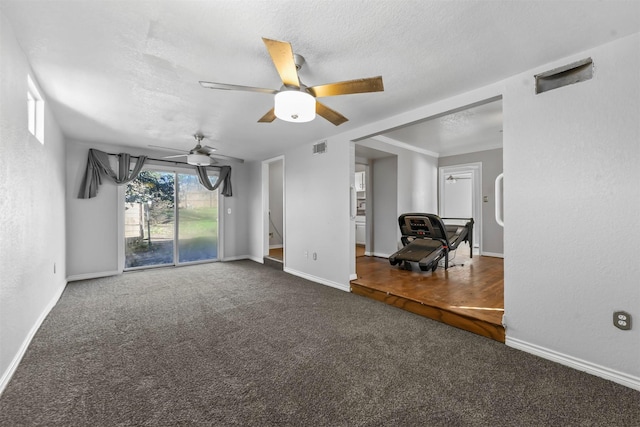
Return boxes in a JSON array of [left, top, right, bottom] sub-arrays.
[[355, 171, 366, 192]]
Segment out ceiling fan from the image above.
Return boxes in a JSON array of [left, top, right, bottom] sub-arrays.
[[199, 37, 384, 126], [149, 134, 244, 165]]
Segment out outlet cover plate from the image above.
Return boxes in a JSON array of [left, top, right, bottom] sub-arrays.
[[613, 311, 632, 330]]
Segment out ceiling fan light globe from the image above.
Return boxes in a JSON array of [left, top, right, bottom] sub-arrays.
[[187, 153, 211, 166], [274, 90, 315, 123]]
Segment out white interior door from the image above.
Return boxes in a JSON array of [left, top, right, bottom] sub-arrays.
[[439, 163, 482, 254]]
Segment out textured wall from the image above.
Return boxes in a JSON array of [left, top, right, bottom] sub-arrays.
[[503, 34, 640, 384], [0, 13, 67, 390]]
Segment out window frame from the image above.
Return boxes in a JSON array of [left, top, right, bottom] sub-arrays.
[[27, 75, 45, 144]]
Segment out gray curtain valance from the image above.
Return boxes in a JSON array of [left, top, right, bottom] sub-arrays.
[[78, 149, 233, 199], [196, 165, 232, 197], [78, 149, 147, 199]]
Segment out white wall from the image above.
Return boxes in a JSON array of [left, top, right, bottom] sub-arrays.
[[503, 34, 640, 387], [65, 140, 252, 279], [66, 140, 120, 278], [440, 149, 504, 255], [283, 137, 351, 291], [265, 33, 639, 388], [247, 161, 264, 263], [357, 138, 439, 217], [370, 156, 398, 257], [0, 13, 67, 392]]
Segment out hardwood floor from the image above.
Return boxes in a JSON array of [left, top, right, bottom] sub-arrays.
[[351, 243, 505, 342], [268, 247, 283, 261]]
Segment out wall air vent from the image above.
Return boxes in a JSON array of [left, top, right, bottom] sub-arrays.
[[313, 140, 327, 155], [535, 57, 593, 94]]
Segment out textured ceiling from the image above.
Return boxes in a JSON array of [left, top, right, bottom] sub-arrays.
[[1, 1, 638, 161]]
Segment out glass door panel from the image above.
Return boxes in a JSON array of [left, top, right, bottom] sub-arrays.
[[177, 173, 218, 263], [124, 171, 175, 269]]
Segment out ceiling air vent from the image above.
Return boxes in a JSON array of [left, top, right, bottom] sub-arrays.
[[535, 57, 593, 94], [313, 140, 327, 155]]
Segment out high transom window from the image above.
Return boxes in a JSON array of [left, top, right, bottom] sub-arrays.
[[27, 75, 44, 144]]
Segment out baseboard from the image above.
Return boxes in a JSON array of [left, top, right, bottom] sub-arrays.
[[349, 273, 358, 281], [364, 251, 372, 256], [506, 337, 640, 391], [0, 281, 66, 395], [283, 267, 350, 293], [371, 252, 391, 259], [66, 270, 119, 282], [222, 255, 255, 262], [481, 251, 504, 258], [269, 244, 283, 249]]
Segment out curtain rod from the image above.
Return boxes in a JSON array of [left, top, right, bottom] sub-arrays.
[[104, 152, 223, 169]]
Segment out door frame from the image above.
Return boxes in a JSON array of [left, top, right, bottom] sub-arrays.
[[117, 164, 221, 272], [262, 155, 285, 264], [438, 162, 482, 255]]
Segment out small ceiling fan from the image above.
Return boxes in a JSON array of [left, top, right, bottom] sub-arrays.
[[199, 37, 384, 126], [446, 175, 472, 183], [149, 134, 244, 165]]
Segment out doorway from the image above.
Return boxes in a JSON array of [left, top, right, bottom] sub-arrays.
[[438, 163, 482, 254], [123, 168, 219, 269], [350, 97, 504, 341], [263, 157, 285, 264]]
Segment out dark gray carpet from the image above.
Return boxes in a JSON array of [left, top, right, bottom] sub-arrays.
[[1, 260, 638, 426]]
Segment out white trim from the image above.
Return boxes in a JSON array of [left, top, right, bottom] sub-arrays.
[[67, 270, 120, 282], [262, 155, 286, 266], [222, 255, 254, 262], [269, 244, 284, 249], [371, 252, 391, 258], [27, 75, 45, 144], [370, 135, 440, 158], [117, 186, 125, 273], [349, 273, 358, 281], [364, 251, 373, 256], [507, 337, 640, 391], [481, 251, 504, 258], [283, 267, 351, 292], [0, 282, 66, 395], [439, 162, 483, 254], [217, 190, 224, 261], [248, 255, 264, 264]]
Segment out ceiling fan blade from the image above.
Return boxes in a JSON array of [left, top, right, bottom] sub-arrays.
[[199, 81, 278, 94], [308, 76, 384, 98], [316, 101, 349, 126], [209, 153, 245, 164], [163, 154, 188, 159], [258, 108, 277, 123], [149, 144, 189, 153], [195, 145, 217, 155], [262, 37, 300, 88]]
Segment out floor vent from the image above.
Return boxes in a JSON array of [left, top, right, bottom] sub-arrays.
[[535, 57, 593, 94], [313, 140, 327, 155]]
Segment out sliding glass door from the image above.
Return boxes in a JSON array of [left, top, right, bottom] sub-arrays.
[[177, 173, 218, 263], [124, 168, 218, 269]]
